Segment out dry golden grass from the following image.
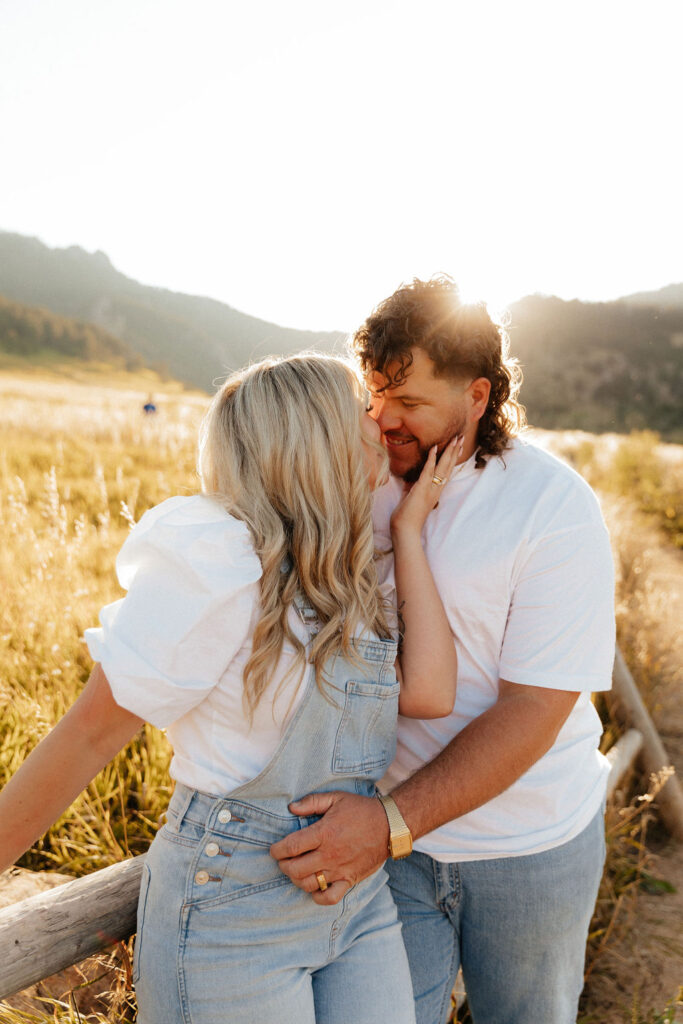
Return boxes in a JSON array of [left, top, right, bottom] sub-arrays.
[[0, 372, 208, 878], [1, 382, 681, 1022]]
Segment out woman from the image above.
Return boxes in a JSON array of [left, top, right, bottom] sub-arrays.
[[0, 353, 459, 1023]]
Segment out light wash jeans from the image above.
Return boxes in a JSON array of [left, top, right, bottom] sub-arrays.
[[134, 626, 416, 1024], [386, 805, 606, 1024]]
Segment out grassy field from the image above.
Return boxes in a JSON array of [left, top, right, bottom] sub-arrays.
[[0, 369, 681, 1022], [0, 370, 206, 880]]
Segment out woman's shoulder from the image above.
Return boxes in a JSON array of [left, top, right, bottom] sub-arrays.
[[130, 494, 256, 545], [135, 493, 243, 529], [117, 495, 262, 588]]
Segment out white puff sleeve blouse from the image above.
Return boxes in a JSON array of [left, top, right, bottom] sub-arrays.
[[85, 495, 263, 730]]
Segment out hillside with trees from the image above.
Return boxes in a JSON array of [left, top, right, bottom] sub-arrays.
[[508, 295, 683, 437], [0, 232, 344, 391], [0, 294, 145, 371], [1, 231, 681, 438]]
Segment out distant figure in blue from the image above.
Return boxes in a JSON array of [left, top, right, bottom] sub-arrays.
[[143, 394, 157, 415]]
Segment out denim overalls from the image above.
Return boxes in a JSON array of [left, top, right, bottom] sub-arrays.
[[134, 615, 416, 1024]]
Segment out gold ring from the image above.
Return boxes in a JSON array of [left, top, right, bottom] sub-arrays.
[[316, 871, 328, 892], [432, 475, 445, 486]]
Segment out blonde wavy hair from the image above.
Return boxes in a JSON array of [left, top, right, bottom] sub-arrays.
[[198, 352, 392, 717]]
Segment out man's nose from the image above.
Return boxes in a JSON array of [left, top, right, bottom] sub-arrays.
[[375, 403, 402, 434], [367, 397, 382, 424]]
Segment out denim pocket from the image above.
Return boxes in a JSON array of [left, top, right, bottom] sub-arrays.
[[186, 837, 291, 909], [133, 862, 151, 986], [332, 678, 399, 775]]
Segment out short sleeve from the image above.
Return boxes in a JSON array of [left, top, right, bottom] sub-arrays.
[[85, 495, 262, 727], [499, 515, 615, 692]]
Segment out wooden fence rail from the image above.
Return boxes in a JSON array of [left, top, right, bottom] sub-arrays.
[[605, 728, 643, 799], [609, 647, 683, 840], [1, 648, 682, 1001], [0, 855, 144, 998]]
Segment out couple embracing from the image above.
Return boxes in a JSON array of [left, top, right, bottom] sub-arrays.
[[0, 276, 615, 1024]]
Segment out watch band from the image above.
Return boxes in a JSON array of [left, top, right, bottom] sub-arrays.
[[377, 794, 413, 859]]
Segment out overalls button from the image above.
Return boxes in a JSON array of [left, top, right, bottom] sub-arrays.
[[205, 842, 219, 857], [195, 870, 209, 885], [218, 809, 232, 824]]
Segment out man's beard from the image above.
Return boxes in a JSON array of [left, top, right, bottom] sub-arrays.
[[400, 416, 467, 484]]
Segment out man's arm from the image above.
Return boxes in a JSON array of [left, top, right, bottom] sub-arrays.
[[271, 680, 578, 905]]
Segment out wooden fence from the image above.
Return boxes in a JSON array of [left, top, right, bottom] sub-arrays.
[[1, 649, 682, 1001]]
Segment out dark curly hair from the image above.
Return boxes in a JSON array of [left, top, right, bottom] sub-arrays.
[[351, 275, 526, 468]]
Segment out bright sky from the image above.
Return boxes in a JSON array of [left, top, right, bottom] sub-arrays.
[[1, 0, 682, 331]]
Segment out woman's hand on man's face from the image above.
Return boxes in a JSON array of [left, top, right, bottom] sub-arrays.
[[390, 435, 463, 537]]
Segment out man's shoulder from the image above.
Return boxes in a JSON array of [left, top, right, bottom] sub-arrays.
[[496, 435, 572, 471], [490, 437, 605, 526], [493, 435, 588, 484]]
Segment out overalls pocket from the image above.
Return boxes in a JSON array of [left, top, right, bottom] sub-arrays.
[[332, 678, 400, 775]]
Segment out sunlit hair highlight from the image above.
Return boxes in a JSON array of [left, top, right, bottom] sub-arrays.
[[352, 275, 526, 467], [198, 352, 391, 717]]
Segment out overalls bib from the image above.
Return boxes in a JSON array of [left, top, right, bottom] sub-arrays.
[[134, 617, 416, 1024]]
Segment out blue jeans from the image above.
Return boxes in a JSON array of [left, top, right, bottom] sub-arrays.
[[385, 806, 606, 1024]]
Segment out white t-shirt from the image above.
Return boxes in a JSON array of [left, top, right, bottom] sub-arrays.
[[85, 495, 312, 796], [374, 438, 615, 861]]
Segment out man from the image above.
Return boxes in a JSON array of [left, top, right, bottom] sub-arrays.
[[271, 276, 615, 1024]]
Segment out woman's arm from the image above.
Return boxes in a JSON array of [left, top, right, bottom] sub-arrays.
[[391, 441, 460, 719], [0, 664, 144, 873]]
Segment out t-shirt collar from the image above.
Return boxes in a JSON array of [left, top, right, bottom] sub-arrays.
[[443, 448, 479, 485]]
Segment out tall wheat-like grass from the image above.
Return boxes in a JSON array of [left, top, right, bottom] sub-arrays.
[[0, 377, 207, 876], [1, 392, 681, 1022]]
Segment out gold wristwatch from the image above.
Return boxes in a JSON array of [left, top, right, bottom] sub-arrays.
[[377, 794, 413, 859]]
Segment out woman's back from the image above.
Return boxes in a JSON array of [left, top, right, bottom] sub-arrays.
[[85, 493, 397, 797]]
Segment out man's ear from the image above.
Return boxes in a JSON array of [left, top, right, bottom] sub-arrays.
[[468, 378, 491, 423]]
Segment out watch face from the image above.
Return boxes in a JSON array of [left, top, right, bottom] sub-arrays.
[[390, 832, 413, 859]]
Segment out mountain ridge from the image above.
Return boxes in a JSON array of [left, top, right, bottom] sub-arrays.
[[1, 231, 682, 438], [619, 282, 683, 310], [0, 231, 344, 390]]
